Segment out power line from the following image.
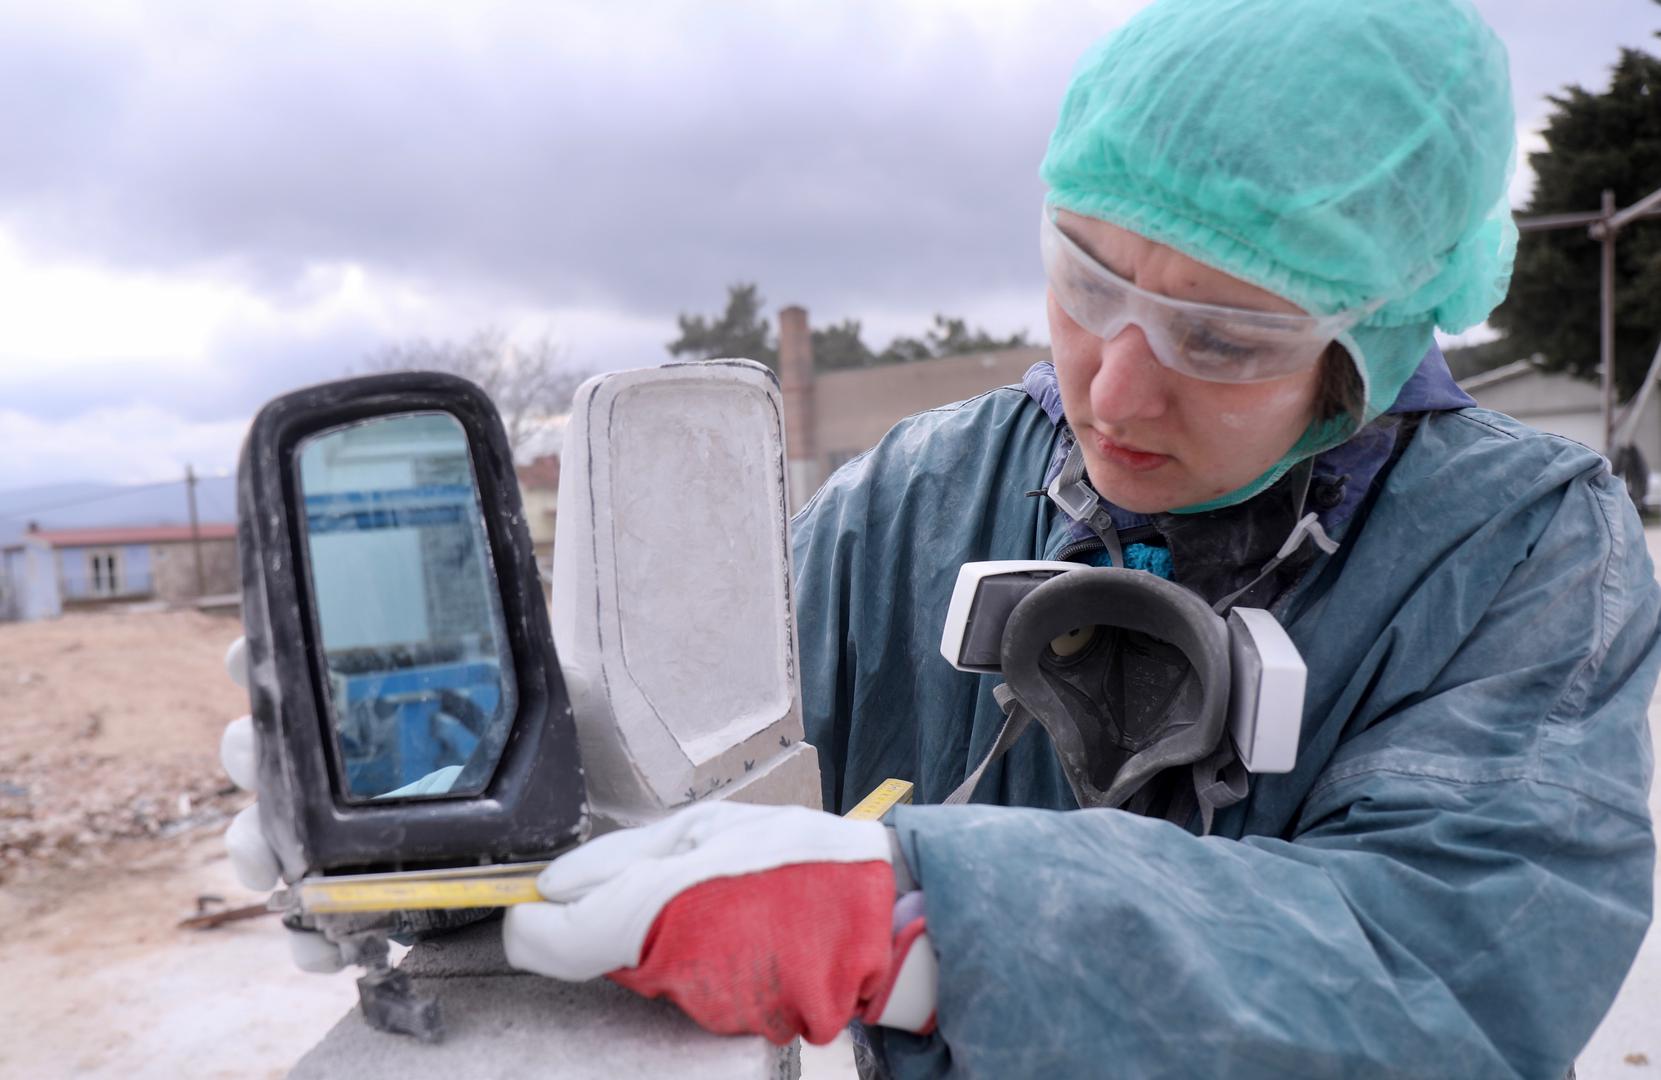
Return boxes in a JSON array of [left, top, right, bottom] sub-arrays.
[[198, 484, 235, 521], [0, 477, 199, 519]]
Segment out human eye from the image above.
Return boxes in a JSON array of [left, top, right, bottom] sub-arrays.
[[1175, 320, 1268, 372], [1071, 273, 1116, 301], [1051, 265, 1117, 317]]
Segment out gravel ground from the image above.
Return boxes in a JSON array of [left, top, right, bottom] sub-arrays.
[[0, 609, 361, 1078], [0, 609, 250, 880]]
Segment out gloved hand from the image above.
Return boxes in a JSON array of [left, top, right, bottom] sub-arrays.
[[502, 800, 938, 1045], [219, 636, 346, 973]]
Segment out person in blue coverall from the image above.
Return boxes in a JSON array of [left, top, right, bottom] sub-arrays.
[[516, 0, 1656, 1075]]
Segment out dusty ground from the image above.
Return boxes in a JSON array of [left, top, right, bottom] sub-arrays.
[[0, 610, 360, 1078], [0, 606, 852, 1079], [0, 610, 250, 878], [0, 586, 1656, 1078]]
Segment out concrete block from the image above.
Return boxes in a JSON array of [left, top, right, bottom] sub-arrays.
[[718, 741, 821, 810], [290, 921, 800, 1080], [551, 359, 820, 824]]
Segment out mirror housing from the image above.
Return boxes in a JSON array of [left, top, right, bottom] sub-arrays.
[[238, 372, 588, 882], [552, 359, 819, 827]]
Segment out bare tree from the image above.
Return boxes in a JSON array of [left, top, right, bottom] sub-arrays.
[[362, 328, 595, 457]]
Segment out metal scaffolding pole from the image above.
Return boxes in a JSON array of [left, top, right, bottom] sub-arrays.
[[1513, 186, 1661, 456], [1600, 189, 1617, 452]]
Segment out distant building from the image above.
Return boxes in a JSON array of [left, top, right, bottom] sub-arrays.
[[1460, 358, 1661, 508], [0, 523, 239, 622], [776, 306, 1050, 510], [1460, 359, 1661, 473], [519, 454, 561, 577]]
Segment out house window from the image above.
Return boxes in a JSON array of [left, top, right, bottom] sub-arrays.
[[88, 550, 121, 596]]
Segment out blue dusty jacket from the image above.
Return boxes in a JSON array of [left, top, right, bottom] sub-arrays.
[[790, 352, 1659, 1078]]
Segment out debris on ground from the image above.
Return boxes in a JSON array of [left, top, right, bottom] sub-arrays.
[[177, 895, 278, 930], [0, 609, 251, 883]]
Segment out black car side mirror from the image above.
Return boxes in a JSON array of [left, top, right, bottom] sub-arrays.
[[235, 361, 814, 1042], [238, 371, 588, 882]]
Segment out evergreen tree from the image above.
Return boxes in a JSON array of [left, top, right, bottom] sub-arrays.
[[1489, 32, 1661, 398], [670, 289, 1034, 373], [870, 315, 1030, 367], [811, 319, 878, 371], [666, 283, 779, 371]]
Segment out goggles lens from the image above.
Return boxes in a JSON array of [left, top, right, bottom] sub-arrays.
[[1040, 210, 1365, 383]]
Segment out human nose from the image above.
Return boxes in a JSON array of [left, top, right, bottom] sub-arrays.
[[1087, 323, 1170, 427]]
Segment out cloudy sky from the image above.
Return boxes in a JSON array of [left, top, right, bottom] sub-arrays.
[[0, 0, 1656, 491]]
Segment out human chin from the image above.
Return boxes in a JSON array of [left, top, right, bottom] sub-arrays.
[[1076, 439, 1195, 514], [1077, 427, 1281, 513]]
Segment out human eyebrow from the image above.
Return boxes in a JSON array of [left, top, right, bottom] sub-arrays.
[[1066, 232, 1135, 282], [1056, 214, 1300, 315]]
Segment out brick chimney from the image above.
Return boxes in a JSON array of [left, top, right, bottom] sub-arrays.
[[777, 305, 818, 511]]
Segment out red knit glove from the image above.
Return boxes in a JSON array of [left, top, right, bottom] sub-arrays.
[[503, 802, 937, 1044]]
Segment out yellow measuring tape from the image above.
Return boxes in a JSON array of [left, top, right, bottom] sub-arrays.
[[843, 778, 915, 821], [297, 862, 549, 914], [296, 778, 916, 914]]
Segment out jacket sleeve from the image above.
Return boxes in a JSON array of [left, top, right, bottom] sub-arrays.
[[883, 467, 1660, 1079]]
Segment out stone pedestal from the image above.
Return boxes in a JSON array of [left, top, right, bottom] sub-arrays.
[[289, 921, 799, 1080]]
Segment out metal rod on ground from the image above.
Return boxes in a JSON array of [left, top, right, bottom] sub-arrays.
[[178, 902, 277, 930], [1600, 189, 1617, 454], [186, 464, 206, 599]]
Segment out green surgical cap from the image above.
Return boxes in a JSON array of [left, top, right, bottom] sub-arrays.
[[1041, 0, 1517, 510]]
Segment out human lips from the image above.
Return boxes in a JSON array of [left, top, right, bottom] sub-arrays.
[[1090, 431, 1171, 472]]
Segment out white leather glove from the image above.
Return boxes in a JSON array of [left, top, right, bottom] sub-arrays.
[[220, 636, 346, 973], [503, 801, 939, 1044]]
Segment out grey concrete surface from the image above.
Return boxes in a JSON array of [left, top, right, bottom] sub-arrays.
[[1571, 524, 1661, 1079], [289, 920, 800, 1080]]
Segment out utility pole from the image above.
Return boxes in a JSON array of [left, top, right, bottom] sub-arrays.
[[186, 465, 206, 599]]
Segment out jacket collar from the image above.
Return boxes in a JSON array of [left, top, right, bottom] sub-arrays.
[[1024, 345, 1471, 607]]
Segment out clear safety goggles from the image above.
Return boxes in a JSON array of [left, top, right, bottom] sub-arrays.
[[1040, 209, 1373, 383]]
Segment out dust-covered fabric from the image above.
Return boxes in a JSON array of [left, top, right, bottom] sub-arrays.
[[790, 382, 1659, 1077]]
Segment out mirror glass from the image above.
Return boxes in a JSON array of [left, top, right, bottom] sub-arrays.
[[296, 411, 517, 801]]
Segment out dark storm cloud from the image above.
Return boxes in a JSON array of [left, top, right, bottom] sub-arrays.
[[0, 0, 1654, 424], [4, 0, 1655, 341], [0, 3, 1084, 329], [0, 319, 380, 424]]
